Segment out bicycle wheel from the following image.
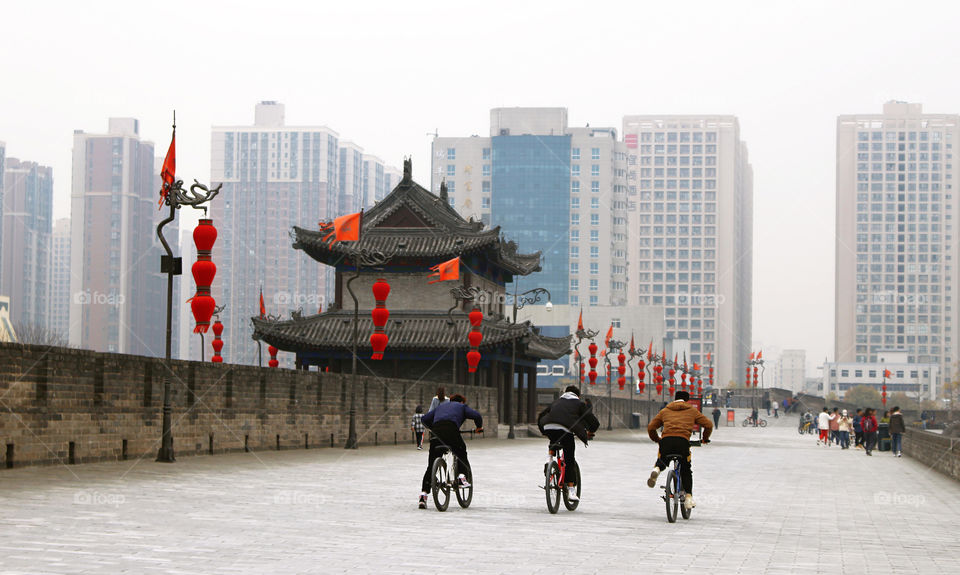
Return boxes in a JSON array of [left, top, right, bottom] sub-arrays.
[[759, 419, 767, 428], [798, 425, 805, 435], [431, 457, 450, 511], [664, 469, 678, 523], [455, 465, 473, 508], [741, 419, 748, 427], [545, 461, 561, 514], [562, 463, 581, 511]]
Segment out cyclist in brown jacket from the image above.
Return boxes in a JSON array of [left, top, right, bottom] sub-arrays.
[[646, 390, 713, 510]]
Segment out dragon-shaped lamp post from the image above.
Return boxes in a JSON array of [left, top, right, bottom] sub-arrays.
[[605, 339, 625, 431], [575, 322, 599, 391], [447, 286, 485, 389], [155, 116, 222, 462], [508, 286, 551, 439]]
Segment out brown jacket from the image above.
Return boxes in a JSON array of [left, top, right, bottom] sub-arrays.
[[648, 401, 713, 442]]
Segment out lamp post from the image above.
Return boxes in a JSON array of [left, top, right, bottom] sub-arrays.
[[344, 245, 404, 450], [746, 352, 765, 417], [508, 287, 552, 439], [604, 339, 625, 431], [155, 134, 221, 462], [627, 340, 643, 428], [447, 286, 484, 388], [574, 322, 599, 388]]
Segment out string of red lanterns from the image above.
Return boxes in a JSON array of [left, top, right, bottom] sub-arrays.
[[370, 278, 390, 360], [211, 318, 224, 363], [588, 342, 598, 384], [191, 218, 217, 333], [268, 345, 279, 368], [617, 350, 626, 390], [466, 306, 483, 372]]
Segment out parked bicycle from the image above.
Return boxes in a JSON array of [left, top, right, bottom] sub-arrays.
[[430, 429, 480, 511], [543, 441, 580, 514], [742, 416, 767, 427]]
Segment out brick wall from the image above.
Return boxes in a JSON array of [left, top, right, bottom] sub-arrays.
[[0, 343, 498, 469], [903, 428, 960, 482]]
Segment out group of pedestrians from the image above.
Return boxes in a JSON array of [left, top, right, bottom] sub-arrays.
[[804, 406, 905, 456]]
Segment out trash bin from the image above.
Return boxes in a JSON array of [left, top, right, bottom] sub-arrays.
[[878, 423, 890, 451], [630, 413, 641, 429], [726, 409, 736, 427]]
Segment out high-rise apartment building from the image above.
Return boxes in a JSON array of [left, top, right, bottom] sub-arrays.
[[48, 218, 71, 339], [777, 349, 806, 393], [70, 118, 170, 355], [836, 101, 960, 385], [211, 102, 400, 365], [431, 108, 628, 307], [622, 115, 753, 388], [2, 157, 53, 330]]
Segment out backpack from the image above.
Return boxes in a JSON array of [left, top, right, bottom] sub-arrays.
[[862, 417, 877, 433]]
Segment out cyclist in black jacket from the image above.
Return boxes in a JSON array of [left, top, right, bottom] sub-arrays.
[[537, 386, 600, 502]]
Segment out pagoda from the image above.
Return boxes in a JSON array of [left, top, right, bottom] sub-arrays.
[[251, 159, 570, 424]]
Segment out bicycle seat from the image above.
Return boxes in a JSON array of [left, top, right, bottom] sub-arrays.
[[548, 442, 563, 454]]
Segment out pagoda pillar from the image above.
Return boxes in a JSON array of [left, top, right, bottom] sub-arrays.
[[527, 366, 538, 422]]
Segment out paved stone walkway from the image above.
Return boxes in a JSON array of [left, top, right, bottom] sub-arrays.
[[1, 410, 958, 574]]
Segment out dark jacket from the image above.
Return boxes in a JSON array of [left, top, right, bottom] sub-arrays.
[[853, 414, 862, 432], [889, 412, 906, 434], [422, 401, 482, 430], [537, 393, 600, 444]]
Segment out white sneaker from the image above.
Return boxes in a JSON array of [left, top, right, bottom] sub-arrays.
[[647, 467, 661, 488], [457, 474, 471, 488], [566, 486, 579, 502], [684, 494, 695, 510]]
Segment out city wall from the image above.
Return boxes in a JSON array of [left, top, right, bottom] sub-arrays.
[[0, 343, 498, 469], [903, 428, 960, 482]]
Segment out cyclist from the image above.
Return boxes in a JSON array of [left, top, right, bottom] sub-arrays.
[[536, 385, 600, 502], [418, 394, 483, 509], [646, 390, 713, 511]]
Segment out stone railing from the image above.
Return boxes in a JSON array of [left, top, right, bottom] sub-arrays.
[[903, 428, 960, 482]]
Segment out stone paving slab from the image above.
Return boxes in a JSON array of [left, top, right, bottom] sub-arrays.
[[0, 410, 958, 574]]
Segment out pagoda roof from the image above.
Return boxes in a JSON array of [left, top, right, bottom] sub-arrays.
[[251, 309, 572, 361], [291, 160, 541, 276]]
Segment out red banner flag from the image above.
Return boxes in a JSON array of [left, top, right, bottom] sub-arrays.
[[604, 325, 613, 346], [428, 257, 460, 284], [884, 369, 891, 379], [320, 211, 362, 244], [577, 309, 583, 331], [259, 287, 266, 318], [159, 127, 175, 208], [757, 350, 763, 360]]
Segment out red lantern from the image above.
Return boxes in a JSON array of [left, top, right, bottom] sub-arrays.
[[618, 376, 625, 390], [370, 278, 390, 360], [467, 306, 483, 372], [882, 384, 888, 406], [268, 344, 279, 368], [753, 366, 759, 388], [656, 382, 663, 395], [618, 352, 626, 376], [191, 219, 218, 333], [709, 366, 714, 387], [211, 319, 224, 363], [668, 385, 675, 396], [638, 381, 645, 393]]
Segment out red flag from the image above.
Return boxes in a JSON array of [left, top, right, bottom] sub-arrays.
[[577, 309, 583, 331], [159, 127, 175, 208], [604, 325, 613, 346], [757, 350, 763, 360], [320, 211, 362, 243], [629, 334, 636, 354], [706, 352, 711, 362], [259, 287, 266, 318], [749, 352, 755, 361], [884, 369, 891, 379], [428, 257, 460, 284]]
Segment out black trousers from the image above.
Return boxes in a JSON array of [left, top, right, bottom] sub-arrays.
[[544, 429, 579, 486], [655, 436, 693, 494], [421, 422, 470, 494], [414, 431, 423, 447]]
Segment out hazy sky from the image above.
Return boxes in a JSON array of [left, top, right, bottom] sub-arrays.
[[2, 0, 960, 372]]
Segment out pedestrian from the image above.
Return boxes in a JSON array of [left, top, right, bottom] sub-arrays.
[[817, 408, 832, 446], [765, 399, 771, 416], [829, 407, 841, 445], [852, 408, 864, 449], [712, 406, 721, 428], [428, 386, 448, 413], [837, 409, 853, 449], [410, 405, 425, 450], [862, 408, 879, 456], [920, 410, 928, 430], [750, 406, 759, 427], [889, 406, 905, 457], [773, 403, 779, 418], [880, 410, 890, 425]]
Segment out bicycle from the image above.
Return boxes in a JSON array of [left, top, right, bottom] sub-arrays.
[[742, 416, 767, 427], [660, 438, 706, 523], [429, 429, 480, 512], [798, 420, 813, 435], [543, 442, 581, 514]]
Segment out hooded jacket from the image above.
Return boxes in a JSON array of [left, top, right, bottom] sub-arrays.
[[889, 411, 906, 434], [537, 392, 600, 444], [647, 400, 713, 442]]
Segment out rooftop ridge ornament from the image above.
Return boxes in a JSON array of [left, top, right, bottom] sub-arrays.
[[402, 157, 412, 181], [439, 180, 448, 202]]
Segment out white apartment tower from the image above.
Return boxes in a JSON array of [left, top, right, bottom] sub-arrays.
[[431, 108, 628, 308], [47, 218, 71, 339], [836, 101, 960, 386], [622, 115, 753, 388]]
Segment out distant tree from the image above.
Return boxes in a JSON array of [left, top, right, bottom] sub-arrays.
[[11, 321, 69, 347], [844, 385, 881, 409], [888, 392, 920, 411], [826, 391, 838, 402]]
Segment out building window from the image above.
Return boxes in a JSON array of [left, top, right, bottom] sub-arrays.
[[482, 147, 491, 160], [571, 197, 580, 209], [447, 148, 456, 160], [572, 165, 580, 177], [570, 278, 579, 291], [591, 165, 600, 177], [591, 147, 600, 160], [446, 164, 456, 176], [590, 230, 599, 242], [591, 197, 600, 209], [572, 147, 580, 160], [590, 213, 600, 226], [482, 164, 491, 177], [572, 180, 580, 193], [589, 278, 599, 290], [589, 295, 598, 306], [611, 317, 621, 328], [590, 263, 599, 276], [482, 180, 490, 193], [481, 197, 490, 209], [590, 246, 599, 258], [591, 181, 600, 193]]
